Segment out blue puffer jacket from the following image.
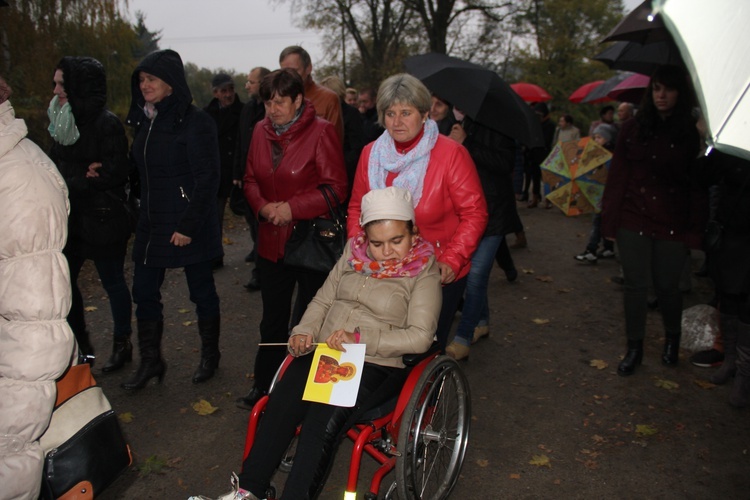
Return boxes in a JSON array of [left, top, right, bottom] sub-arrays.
[[126, 49, 222, 268]]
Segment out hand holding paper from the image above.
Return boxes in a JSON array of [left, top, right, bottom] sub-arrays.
[[325, 329, 357, 352], [288, 333, 315, 357]]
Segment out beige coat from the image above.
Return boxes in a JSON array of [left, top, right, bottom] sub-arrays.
[[292, 241, 442, 368], [0, 100, 74, 499]]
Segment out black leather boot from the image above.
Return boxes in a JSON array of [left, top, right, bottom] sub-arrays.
[[192, 316, 221, 384], [661, 334, 681, 365], [121, 320, 166, 390], [102, 337, 133, 373], [235, 386, 268, 410], [711, 314, 738, 384], [618, 339, 643, 376]]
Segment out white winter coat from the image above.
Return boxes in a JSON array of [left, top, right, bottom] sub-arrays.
[[0, 100, 74, 500]]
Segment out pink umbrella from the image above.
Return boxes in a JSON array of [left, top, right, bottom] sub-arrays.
[[510, 82, 552, 102], [569, 80, 605, 103], [607, 73, 650, 103]]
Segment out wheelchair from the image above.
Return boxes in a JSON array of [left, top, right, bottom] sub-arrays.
[[242, 346, 471, 499]]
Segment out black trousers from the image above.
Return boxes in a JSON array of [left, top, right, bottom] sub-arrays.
[[253, 257, 328, 392], [435, 276, 467, 351], [240, 355, 406, 499]]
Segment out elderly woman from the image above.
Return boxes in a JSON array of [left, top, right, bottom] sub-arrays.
[[347, 73, 487, 350], [601, 65, 706, 376], [123, 49, 223, 389], [190, 187, 442, 500], [237, 69, 348, 410]]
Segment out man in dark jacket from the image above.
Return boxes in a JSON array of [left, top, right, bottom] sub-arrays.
[[205, 73, 243, 269], [358, 87, 384, 144], [48, 56, 134, 372], [233, 66, 270, 292]]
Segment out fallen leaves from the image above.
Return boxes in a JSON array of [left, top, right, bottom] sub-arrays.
[[177, 308, 191, 314], [532, 318, 550, 325], [192, 399, 218, 416], [118, 412, 134, 423], [182, 320, 193, 326], [522, 268, 535, 275], [529, 454, 551, 468], [476, 459, 489, 468], [84, 306, 98, 312], [535, 275, 554, 283], [635, 424, 658, 437], [509, 473, 521, 480], [590, 359, 608, 370], [138, 455, 168, 475], [654, 378, 679, 391], [693, 379, 716, 390]]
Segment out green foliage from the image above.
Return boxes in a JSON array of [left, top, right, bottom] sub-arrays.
[[0, 0, 147, 142], [512, 0, 625, 130]]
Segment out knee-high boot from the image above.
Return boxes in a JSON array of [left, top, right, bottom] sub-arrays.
[[661, 333, 681, 365], [711, 314, 738, 384], [102, 335, 133, 373], [121, 320, 166, 390], [193, 316, 221, 384], [729, 322, 750, 408], [618, 339, 643, 376]]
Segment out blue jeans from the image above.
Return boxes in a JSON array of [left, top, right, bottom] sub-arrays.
[[132, 260, 219, 322], [66, 253, 132, 339], [453, 235, 504, 346], [585, 213, 614, 254]]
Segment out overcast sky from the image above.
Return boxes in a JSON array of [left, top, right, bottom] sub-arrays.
[[125, 0, 644, 77]]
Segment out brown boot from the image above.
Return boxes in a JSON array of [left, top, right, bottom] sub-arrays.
[[729, 323, 750, 408]]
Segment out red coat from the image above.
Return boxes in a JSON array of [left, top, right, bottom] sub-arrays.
[[348, 134, 487, 280], [244, 100, 348, 262]]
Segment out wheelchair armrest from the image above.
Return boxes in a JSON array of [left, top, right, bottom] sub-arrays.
[[402, 341, 441, 367]]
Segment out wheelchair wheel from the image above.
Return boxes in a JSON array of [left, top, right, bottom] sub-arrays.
[[395, 356, 470, 499]]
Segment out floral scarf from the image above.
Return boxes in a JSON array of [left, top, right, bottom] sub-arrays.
[[348, 230, 434, 279], [367, 119, 438, 207], [47, 95, 80, 146]]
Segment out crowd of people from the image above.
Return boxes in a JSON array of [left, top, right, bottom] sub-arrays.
[[1, 40, 748, 499]]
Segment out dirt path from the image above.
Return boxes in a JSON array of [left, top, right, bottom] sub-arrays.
[[78, 206, 749, 499]]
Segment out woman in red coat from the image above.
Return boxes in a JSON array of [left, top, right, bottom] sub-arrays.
[[239, 69, 348, 409], [347, 73, 487, 350]]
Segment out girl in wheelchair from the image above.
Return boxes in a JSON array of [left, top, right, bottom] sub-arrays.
[[191, 187, 442, 500]]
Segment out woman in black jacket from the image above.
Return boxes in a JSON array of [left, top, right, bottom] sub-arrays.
[[49, 56, 133, 372], [123, 49, 223, 389]]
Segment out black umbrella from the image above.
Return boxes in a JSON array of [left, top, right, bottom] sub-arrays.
[[594, 40, 683, 75], [582, 72, 636, 103], [404, 53, 544, 148], [602, 0, 670, 44]]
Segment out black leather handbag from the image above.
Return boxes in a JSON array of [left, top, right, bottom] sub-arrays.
[[284, 185, 347, 274], [39, 364, 131, 499]]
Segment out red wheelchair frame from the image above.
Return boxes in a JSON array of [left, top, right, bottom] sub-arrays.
[[242, 349, 471, 500]]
